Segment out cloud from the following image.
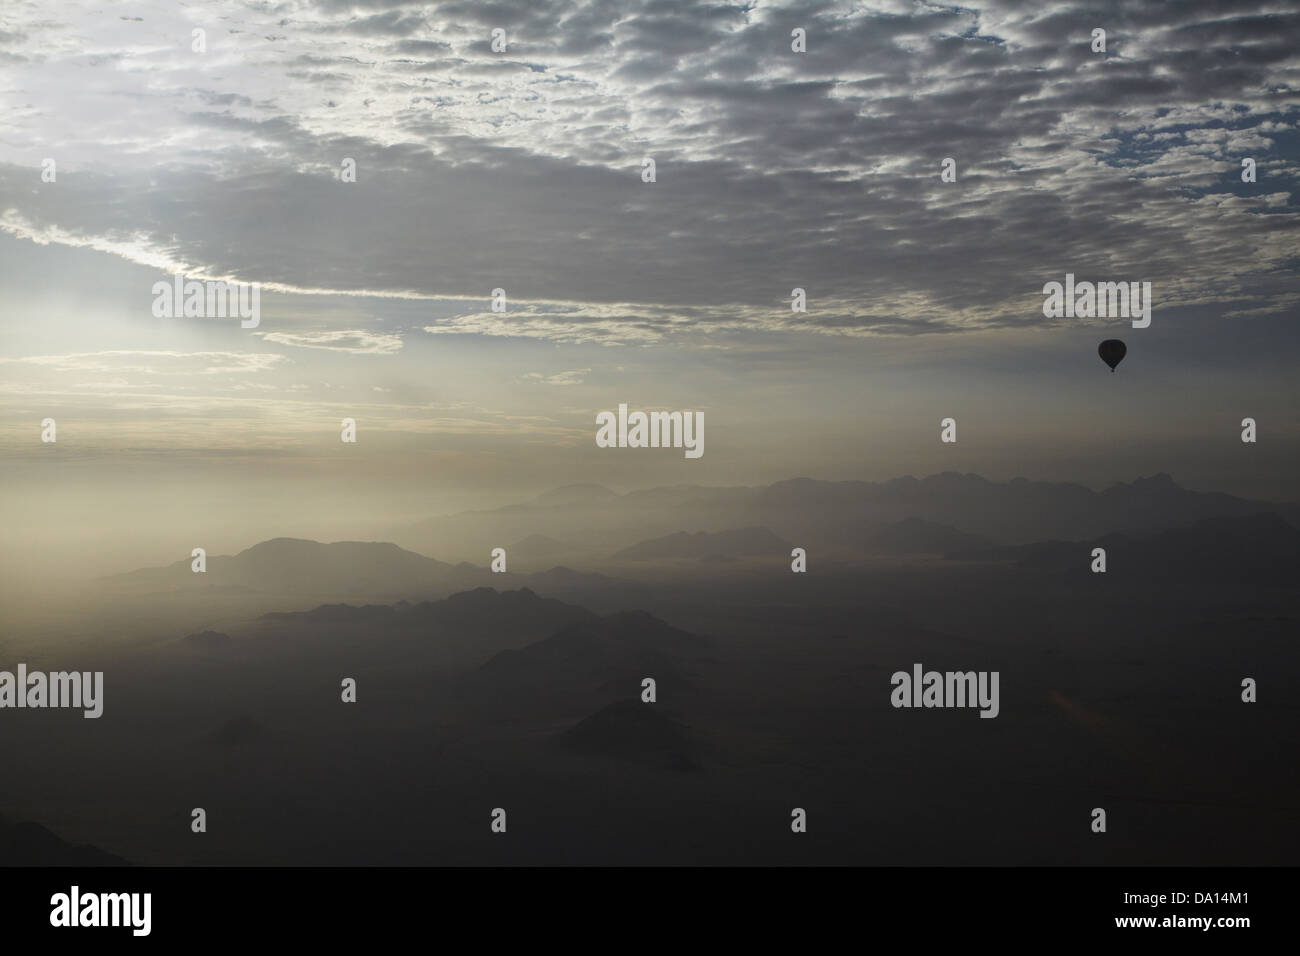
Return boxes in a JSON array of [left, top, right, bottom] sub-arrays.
[[258, 330, 404, 354], [519, 368, 591, 385], [0, 350, 286, 374], [0, 0, 1294, 345]]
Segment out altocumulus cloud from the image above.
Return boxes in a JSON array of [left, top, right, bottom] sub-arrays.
[[0, 0, 1294, 343]]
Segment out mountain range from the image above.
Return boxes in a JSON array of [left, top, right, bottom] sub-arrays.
[[614, 527, 792, 561], [398, 472, 1298, 561], [948, 511, 1300, 587]]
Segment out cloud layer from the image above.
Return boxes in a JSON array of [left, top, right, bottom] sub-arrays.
[[0, 0, 1295, 344]]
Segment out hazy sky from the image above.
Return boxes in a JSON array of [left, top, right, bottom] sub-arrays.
[[1, 0, 1297, 579]]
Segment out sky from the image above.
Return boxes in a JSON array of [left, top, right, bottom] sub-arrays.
[[0, 0, 1297, 580]]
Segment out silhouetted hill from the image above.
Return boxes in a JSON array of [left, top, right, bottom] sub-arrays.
[[109, 537, 662, 613], [472, 610, 705, 704], [261, 602, 398, 625], [414, 586, 597, 635], [866, 516, 992, 554], [527, 566, 617, 587], [534, 484, 619, 506], [561, 700, 699, 771], [615, 527, 791, 560], [949, 512, 1300, 587], [521, 566, 652, 610], [0, 813, 127, 866], [508, 533, 570, 556], [104, 538, 485, 598], [253, 587, 599, 667]]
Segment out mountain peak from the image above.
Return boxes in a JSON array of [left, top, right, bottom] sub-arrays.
[[1133, 472, 1177, 487], [535, 484, 619, 504], [922, 471, 989, 486], [1105, 473, 1183, 495]]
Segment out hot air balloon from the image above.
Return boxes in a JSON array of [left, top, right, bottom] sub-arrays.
[[1098, 339, 1126, 372]]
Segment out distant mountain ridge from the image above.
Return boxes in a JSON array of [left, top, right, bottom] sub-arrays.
[[104, 537, 477, 597], [105, 475, 1298, 604], [508, 533, 570, 555], [615, 527, 791, 560], [105, 539, 644, 608], [948, 511, 1300, 586], [865, 516, 993, 554], [192, 587, 603, 671], [402, 472, 1293, 556]]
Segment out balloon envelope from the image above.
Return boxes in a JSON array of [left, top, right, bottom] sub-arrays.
[[1098, 339, 1126, 371]]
